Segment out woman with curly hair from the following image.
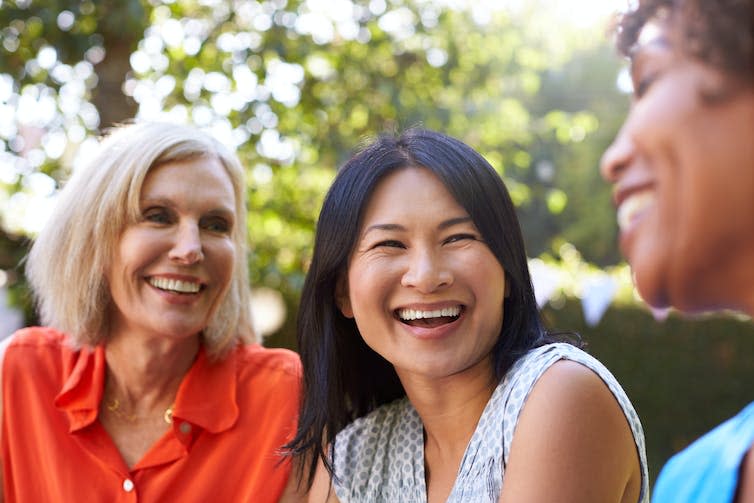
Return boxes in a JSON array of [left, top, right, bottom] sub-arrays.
[[601, 0, 754, 501]]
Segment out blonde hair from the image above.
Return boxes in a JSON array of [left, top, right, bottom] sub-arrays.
[[26, 121, 256, 357]]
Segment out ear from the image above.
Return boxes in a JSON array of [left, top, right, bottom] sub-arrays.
[[335, 275, 354, 318]]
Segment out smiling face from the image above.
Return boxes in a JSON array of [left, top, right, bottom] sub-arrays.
[[338, 167, 507, 382], [600, 19, 754, 314], [107, 156, 237, 342]]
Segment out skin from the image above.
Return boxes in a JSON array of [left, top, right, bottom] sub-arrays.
[[600, 18, 754, 501], [600, 21, 754, 315], [337, 167, 507, 385], [308, 167, 641, 503]]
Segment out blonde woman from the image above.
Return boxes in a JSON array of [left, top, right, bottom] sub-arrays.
[[0, 122, 303, 501]]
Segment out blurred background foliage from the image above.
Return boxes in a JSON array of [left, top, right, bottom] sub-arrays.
[[1, 0, 752, 483]]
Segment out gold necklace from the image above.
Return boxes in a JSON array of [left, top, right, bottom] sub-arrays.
[[105, 397, 174, 425]]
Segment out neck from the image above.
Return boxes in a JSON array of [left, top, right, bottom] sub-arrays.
[[103, 332, 200, 413], [398, 361, 497, 460]]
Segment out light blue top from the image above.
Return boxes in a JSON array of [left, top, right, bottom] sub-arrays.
[[652, 401, 754, 503], [332, 342, 649, 502]]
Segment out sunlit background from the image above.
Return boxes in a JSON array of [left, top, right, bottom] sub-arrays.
[[1, 0, 635, 335]]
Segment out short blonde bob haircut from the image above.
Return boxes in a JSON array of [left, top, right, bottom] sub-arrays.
[[26, 121, 255, 357]]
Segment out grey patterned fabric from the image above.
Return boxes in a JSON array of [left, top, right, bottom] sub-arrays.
[[332, 343, 649, 503]]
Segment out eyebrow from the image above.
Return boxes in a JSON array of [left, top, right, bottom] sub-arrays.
[[362, 216, 473, 236], [140, 197, 235, 215]]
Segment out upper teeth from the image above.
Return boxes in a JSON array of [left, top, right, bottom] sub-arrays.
[[149, 277, 201, 293], [398, 306, 461, 321], [617, 191, 654, 231]]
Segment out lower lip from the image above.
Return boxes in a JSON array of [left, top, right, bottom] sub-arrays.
[[149, 283, 202, 305], [618, 209, 651, 259], [398, 314, 463, 340]]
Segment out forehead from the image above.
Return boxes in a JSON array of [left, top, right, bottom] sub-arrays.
[[141, 156, 236, 204], [362, 166, 467, 221]]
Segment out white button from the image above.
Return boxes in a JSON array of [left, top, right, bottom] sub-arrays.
[[123, 479, 134, 492], [179, 421, 192, 434]]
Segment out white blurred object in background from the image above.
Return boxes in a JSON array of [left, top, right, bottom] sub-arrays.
[[250, 287, 286, 339]]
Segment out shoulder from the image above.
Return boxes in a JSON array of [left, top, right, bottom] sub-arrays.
[[1, 327, 76, 373], [513, 342, 599, 372], [504, 343, 635, 420], [234, 343, 302, 379], [510, 343, 646, 463], [230, 343, 302, 405], [523, 358, 621, 417], [5, 326, 70, 349], [500, 357, 646, 501], [653, 401, 754, 502]]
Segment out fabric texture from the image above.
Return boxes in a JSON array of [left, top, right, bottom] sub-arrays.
[[332, 342, 649, 503], [652, 401, 754, 503], [1, 326, 301, 502]]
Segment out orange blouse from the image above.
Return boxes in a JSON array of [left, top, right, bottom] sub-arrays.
[[2, 327, 301, 502]]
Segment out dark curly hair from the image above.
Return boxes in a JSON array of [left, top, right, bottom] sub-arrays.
[[616, 0, 753, 83]]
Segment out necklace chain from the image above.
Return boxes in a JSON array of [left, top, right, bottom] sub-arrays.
[[105, 397, 174, 425]]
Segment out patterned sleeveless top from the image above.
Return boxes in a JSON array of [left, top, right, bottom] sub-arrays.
[[332, 343, 649, 502]]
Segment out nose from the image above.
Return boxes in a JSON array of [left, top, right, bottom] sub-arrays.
[[169, 222, 204, 264], [600, 125, 635, 184], [401, 249, 453, 293]]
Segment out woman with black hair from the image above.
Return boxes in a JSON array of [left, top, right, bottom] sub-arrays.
[[289, 129, 648, 502]]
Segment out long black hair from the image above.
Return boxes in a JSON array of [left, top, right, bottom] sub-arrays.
[[286, 129, 566, 487]]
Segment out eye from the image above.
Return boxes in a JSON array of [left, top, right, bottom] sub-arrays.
[[373, 239, 405, 249], [142, 207, 172, 224], [443, 233, 477, 245], [633, 69, 662, 99], [201, 216, 232, 233], [634, 75, 654, 98]]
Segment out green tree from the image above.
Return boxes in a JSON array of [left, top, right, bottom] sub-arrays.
[[1, 0, 627, 346]]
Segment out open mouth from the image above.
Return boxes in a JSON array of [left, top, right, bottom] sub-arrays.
[[396, 306, 463, 328], [617, 190, 654, 232], [148, 277, 204, 294]]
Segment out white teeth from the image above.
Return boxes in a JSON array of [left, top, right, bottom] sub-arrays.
[[148, 277, 201, 293], [617, 191, 655, 232], [398, 306, 461, 321]]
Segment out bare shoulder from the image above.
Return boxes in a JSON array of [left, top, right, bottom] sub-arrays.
[[500, 359, 642, 503]]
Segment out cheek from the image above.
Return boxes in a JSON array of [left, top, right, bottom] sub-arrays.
[[472, 258, 506, 324], [214, 241, 236, 284], [116, 228, 164, 271], [347, 264, 394, 320]]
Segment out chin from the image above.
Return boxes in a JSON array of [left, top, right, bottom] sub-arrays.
[[637, 279, 718, 316]]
